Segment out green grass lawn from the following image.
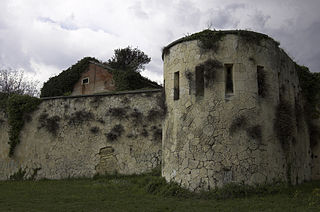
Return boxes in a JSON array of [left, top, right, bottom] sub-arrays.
[[0, 174, 320, 212]]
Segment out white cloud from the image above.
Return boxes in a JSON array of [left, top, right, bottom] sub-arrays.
[[0, 0, 319, 91]]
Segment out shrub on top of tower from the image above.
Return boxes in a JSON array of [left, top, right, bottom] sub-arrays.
[[162, 29, 280, 59]]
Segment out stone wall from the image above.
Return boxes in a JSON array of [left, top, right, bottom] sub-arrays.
[[162, 33, 312, 191], [0, 90, 162, 180]]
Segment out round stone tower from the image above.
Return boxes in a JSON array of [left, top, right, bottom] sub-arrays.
[[162, 30, 312, 191]]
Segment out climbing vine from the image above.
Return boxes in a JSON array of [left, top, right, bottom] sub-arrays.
[[40, 57, 99, 97], [6, 94, 41, 157]]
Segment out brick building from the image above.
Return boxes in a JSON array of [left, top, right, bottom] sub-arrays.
[[71, 61, 116, 95]]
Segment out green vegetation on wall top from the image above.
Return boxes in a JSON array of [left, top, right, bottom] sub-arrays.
[[40, 57, 99, 97], [40, 53, 161, 98], [162, 29, 280, 59]]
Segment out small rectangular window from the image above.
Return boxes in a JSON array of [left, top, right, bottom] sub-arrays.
[[225, 64, 233, 94], [257, 66, 265, 97], [174, 72, 179, 100], [82, 77, 89, 85], [195, 66, 204, 96]]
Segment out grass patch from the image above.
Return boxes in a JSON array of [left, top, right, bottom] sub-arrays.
[[0, 174, 319, 211]]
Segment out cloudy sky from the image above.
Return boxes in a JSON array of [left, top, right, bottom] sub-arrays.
[[0, 0, 319, 87]]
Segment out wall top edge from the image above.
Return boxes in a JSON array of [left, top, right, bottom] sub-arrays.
[[40, 89, 162, 101]]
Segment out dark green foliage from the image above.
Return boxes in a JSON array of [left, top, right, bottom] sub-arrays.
[[310, 122, 320, 148], [203, 181, 286, 200], [107, 46, 151, 72], [141, 129, 149, 137], [185, 70, 193, 94], [148, 166, 161, 176], [38, 113, 60, 135], [68, 111, 94, 125], [229, 115, 248, 135], [147, 108, 163, 121], [40, 57, 99, 97], [7, 94, 41, 157], [247, 125, 262, 142], [90, 126, 100, 134], [0, 118, 4, 126], [90, 96, 102, 108], [257, 67, 268, 98], [0, 176, 319, 211], [295, 100, 303, 129], [106, 46, 161, 91], [296, 64, 320, 118], [162, 29, 279, 59], [108, 107, 127, 119], [296, 64, 320, 148], [130, 108, 143, 123], [0, 92, 9, 112], [274, 100, 294, 149], [145, 177, 191, 198], [196, 59, 222, 88], [110, 69, 161, 91], [106, 124, 124, 142], [30, 168, 41, 181], [152, 127, 162, 142], [10, 168, 26, 180], [97, 118, 105, 124]]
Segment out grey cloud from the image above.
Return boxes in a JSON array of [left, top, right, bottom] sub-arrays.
[[128, 1, 149, 19], [251, 11, 271, 29], [38, 15, 79, 31], [225, 3, 246, 11]]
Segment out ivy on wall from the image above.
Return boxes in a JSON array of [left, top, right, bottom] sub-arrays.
[[5, 94, 41, 157], [40, 57, 99, 97], [40, 57, 161, 98]]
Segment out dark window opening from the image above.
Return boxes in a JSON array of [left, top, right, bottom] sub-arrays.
[[174, 72, 179, 100], [195, 66, 204, 96], [82, 77, 89, 85], [225, 65, 233, 94], [257, 66, 265, 97]]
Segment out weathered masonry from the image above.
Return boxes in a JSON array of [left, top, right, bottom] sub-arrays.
[[162, 30, 312, 191], [0, 90, 163, 180]]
